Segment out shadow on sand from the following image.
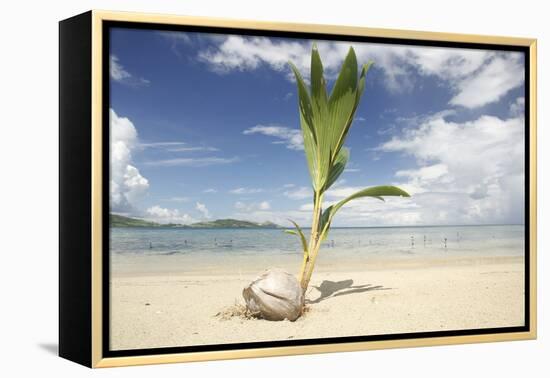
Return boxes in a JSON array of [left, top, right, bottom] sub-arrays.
[[307, 279, 391, 304]]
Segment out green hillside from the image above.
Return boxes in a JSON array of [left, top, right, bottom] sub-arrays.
[[110, 214, 280, 229], [189, 219, 279, 229], [110, 214, 161, 227]]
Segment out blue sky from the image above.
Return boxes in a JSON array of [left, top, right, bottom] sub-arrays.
[[109, 27, 525, 227]]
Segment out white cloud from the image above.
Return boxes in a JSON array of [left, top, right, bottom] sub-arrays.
[[395, 164, 450, 194], [231, 206, 312, 227], [158, 30, 206, 58], [198, 37, 523, 108], [145, 205, 195, 224], [234, 200, 271, 211], [284, 186, 311, 200], [243, 124, 303, 150], [324, 185, 365, 200], [509, 96, 525, 117], [110, 109, 149, 213], [110, 55, 150, 87], [164, 196, 190, 202], [230, 187, 264, 195], [319, 196, 422, 226], [110, 55, 131, 81], [298, 203, 314, 211], [376, 111, 525, 225], [343, 162, 361, 173], [195, 202, 211, 219], [234, 201, 247, 210], [203, 188, 217, 193], [259, 201, 271, 210], [139, 141, 187, 148], [158, 31, 192, 45], [167, 146, 219, 152], [198, 36, 308, 77], [449, 54, 524, 108], [144, 156, 238, 167], [408, 48, 489, 80], [139, 141, 220, 153], [284, 111, 524, 227]]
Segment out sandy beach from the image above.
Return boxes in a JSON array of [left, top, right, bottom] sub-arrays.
[[110, 255, 524, 350]]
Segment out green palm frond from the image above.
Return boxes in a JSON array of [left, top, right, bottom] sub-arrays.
[[332, 61, 373, 157], [320, 186, 410, 236], [289, 46, 371, 193], [327, 48, 358, 158], [288, 45, 410, 291], [284, 219, 309, 256], [289, 62, 320, 190], [324, 147, 349, 191]]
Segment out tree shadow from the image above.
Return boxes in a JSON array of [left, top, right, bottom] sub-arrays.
[[306, 279, 391, 304]]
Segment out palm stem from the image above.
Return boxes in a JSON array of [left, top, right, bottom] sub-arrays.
[[285, 47, 410, 315], [301, 227, 323, 293], [299, 191, 323, 291], [298, 250, 309, 286]]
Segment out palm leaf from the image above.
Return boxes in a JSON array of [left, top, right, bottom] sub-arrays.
[[289, 61, 320, 189], [301, 112, 320, 190], [310, 44, 328, 109], [310, 44, 331, 189], [285, 219, 309, 255], [321, 186, 410, 233], [309, 65, 331, 191], [328, 48, 358, 160], [324, 147, 349, 191], [287, 46, 411, 293], [289, 62, 316, 141], [332, 62, 373, 157], [318, 204, 333, 242]]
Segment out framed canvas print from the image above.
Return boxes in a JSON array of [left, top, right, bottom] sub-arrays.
[[59, 10, 537, 368]]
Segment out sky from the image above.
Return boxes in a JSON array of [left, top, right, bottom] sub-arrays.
[[109, 27, 526, 227]]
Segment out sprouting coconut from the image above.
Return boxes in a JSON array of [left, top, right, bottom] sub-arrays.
[[243, 45, 410, 321], [243, 269, 303, 321]]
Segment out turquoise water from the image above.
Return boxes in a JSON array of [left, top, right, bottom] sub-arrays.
[[110, 224, 525, 259]]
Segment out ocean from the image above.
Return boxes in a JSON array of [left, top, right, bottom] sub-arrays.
[[109, 224, 525, 275]]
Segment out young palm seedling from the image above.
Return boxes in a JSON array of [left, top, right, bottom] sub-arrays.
[[243, 45, 410, 321], [286, 45, 410, 293]]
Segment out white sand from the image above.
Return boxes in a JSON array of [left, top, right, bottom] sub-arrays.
[[109, 255, 524, 350], [111, 257, 524, 350]]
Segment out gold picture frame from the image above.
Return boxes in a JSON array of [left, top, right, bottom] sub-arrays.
[[59, 9, 537, 368]]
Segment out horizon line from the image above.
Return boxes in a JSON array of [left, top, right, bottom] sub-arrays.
[[314, 223, 525, 229]]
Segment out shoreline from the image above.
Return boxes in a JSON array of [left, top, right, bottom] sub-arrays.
[[110, 254, 524, 277], [110, 255, 525, 350]]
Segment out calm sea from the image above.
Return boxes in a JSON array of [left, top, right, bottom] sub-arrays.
[[110, 225, 525, 275]]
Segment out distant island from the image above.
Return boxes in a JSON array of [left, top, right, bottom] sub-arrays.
[[110, 214, 280, 229]]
